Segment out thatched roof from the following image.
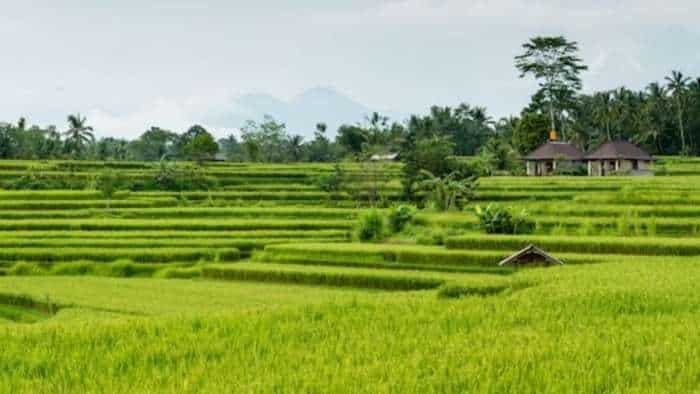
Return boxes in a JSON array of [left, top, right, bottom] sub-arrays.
[[584, 140, 652, 161], [523, 142, 584, 161], [498, 244, 564, 267]]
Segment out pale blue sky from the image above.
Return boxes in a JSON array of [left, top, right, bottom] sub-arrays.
[[1, 0, 698, 138]]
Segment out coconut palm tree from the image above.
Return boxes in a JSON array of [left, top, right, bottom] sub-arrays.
[[640, 82, 669, 153], [468, 106, 494, 127], [592, 91, 614, 141], [665, 70, 691, 155], [286, 135, 304, 162], [63, 114, 94, 158]]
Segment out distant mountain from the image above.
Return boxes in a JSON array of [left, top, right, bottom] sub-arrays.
[[203, 87, 402, 139]]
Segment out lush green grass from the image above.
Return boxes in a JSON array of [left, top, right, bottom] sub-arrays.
[[0, 229, 350, 239], [203, 263, 447, 290], [0, 218, 355, 231], [445, 233, 700, 256], [0, 247, 239, 263], [2, 261, 700, 392], [4, 158, 700, 392]]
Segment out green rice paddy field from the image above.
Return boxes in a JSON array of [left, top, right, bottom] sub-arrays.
[[3, 157, 700, 392]]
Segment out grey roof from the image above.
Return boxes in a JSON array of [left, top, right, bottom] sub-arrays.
[[523, 142, 584, 161], [584, 140, 652, 161], [498, 244, 564, 267]]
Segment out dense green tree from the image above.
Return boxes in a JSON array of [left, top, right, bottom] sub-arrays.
[[400, 131, 456, 200], [175, 125, 210, 159], [93, 137, 129, 161], [494, 116, 519, 142], [306, 123, 335, 162], [476, 136, 521, 175], [336, 124, 367, 155], [407, 104, 492, 156], [512, 112, 549, 155], [515, 36, 588, 139], [0, 123, 17, 159], [218, 134, 243, 161], [240, 116, 288, 162], [128, 127, 178, 161], [184, 132, 219, 164]]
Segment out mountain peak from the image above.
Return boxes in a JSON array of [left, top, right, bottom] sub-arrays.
[[205, 87, 381, 138]]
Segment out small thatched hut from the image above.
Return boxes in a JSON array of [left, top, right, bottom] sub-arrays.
[[498, 244, 564, 267], [523, 142, 584, 176]]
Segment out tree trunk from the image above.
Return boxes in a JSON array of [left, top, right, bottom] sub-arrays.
[[548, 98, 556, 135], [678, 97, 686, 155]]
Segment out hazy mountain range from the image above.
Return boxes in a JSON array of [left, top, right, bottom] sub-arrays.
[[203, 87, 405, 139]]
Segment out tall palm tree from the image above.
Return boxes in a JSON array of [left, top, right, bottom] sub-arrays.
[[287, 135, 304, 162], [643, 82, 668, 153], [665, 70, 691, 155], [468, 106, 495, 131], [592, 91, 614, 141], [63, 114, 95, 157], [611, 87, 636, 140], [16, 117, 26, 131]]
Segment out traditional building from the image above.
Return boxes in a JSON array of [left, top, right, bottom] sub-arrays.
[[584, 140, 653, 176], [523, 142, 584, 176]]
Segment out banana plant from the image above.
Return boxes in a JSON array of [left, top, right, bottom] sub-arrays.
[[417, 170, 478, 211]]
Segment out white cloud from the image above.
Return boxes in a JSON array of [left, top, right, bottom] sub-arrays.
[[313, 0, 700, 28], [2, 1, 699, 138]]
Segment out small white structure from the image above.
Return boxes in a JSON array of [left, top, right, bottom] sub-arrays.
[[370, 153, 399, 161]]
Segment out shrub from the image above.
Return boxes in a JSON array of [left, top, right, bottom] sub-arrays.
[[104, 260, 160, 277], [647, 217, 657, 237], [356, 210, 385, 242], [50, 261, 95, 276], [474, 204, 532, 234], [318, 163, 345, 198], [7, 262, 46, 276], [387, 205, 415, 233], [416, 229, 446, 246], [155, 266, 202, 279], [95, 169, 124, 208], [553, 155, 587, 175]]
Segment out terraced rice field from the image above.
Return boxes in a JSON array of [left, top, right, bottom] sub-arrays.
[[3, 157, 700, 392]]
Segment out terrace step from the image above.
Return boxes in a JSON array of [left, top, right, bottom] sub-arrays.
[[202, 263, 446, 291]]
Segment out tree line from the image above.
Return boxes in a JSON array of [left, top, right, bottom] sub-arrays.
[[1, 35, 698, 165]]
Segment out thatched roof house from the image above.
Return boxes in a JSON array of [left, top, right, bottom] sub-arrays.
[[523, 142, 584, 176], [524, 139, 653, 177], [584, 140, 653, 176], [498, 244, 564, 267]]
